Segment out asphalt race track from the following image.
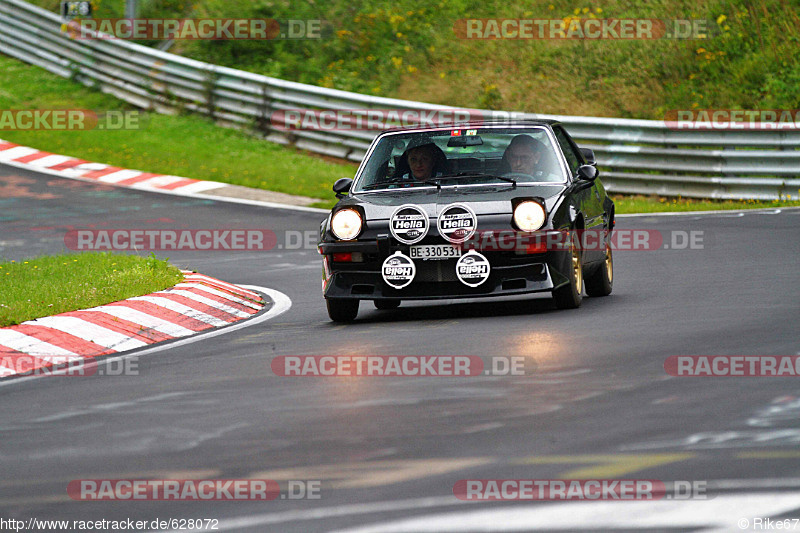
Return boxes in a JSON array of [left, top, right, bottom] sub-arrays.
[[1, 164, 800, 532]]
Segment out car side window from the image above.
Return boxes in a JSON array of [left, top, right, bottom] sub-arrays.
[[553, 127, 582, 177]]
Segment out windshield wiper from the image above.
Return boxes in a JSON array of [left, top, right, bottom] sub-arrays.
[[434, 172, 517, 187], [363, 179, 440, 190]]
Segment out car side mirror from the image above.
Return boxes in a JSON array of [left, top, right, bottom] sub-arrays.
[[579, 148, 596, 166], [577, 165, 597, 182], [333, 178, 352, 198]]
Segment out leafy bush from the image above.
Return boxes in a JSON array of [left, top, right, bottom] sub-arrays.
[[23, 0, 800, 118]]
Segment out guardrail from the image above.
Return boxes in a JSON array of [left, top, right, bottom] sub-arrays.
[[1, 0, 798, 200]]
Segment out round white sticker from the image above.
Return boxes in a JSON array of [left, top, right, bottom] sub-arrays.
[[437, 203, 477, 243], [455, 250, 491, 287], [382, 251, 416, 289], [390, 205, 429, 245]]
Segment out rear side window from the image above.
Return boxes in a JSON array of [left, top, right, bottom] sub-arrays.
[[553, 126, 582, 176]]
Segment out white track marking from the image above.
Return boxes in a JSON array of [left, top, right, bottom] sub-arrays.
[[152, 496, 457, 532], [3, 145, 799, 216], [160, 289, 250, 318], [25, 155, 73, 168], [0, 286, 291, 389], [28, 316, 147, 351], [170, 180, 226, 194], [328, 492, 800, 533], [181, 274, 261, 299], [96, 169, 144, 183], [0, 146, 39, 161], [74, 162, 108, 171], [83, 306, 196, 337], [189, 192, 329, 213], [173, 283, 261, 310], [0, 330, 77, 357], [127, 296, 229, 327], [710, 478, 800, 489], [130, 176, 186, 188], [618, 206, 800, 217], [154, 480, 800, 533], [3, 154, 327, 212]]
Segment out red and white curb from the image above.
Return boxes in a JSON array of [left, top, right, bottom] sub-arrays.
[[0, 139, 225, 195], [0, 270, 265, 378]]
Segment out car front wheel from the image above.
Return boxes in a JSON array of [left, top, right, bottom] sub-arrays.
[[326, 298, 359, 322], [585, 244, 613, 297], [552, 235, 583, 309]]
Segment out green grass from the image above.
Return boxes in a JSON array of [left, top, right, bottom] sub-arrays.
[[0, 252, 183, 327], [0, 54, 357, 202], [27, 0, 798, 119], [612, 195, 800, 214], [1, 54, 798, 213]]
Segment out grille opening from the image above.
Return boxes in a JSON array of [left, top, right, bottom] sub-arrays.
[[502, 278, 527, 290], [351, 284, 375, 295]]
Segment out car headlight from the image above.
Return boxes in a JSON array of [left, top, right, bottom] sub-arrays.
[[331, 209, 362, 240], [513, 201, 546, 232]]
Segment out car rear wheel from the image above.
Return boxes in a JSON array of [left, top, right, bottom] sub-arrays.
[[552, 235, 583, 309], [326, 298, 359, 322], [585, 244, 613, 297], [374, 299, 401, 310]]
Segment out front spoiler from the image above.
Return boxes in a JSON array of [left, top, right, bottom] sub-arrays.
[[323, 261, 569, 300]]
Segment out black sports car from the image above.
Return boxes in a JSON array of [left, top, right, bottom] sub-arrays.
[[318, 120, 615, 322]]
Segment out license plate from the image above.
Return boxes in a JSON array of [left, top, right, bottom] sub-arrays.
[[410, 244, 462, 260]]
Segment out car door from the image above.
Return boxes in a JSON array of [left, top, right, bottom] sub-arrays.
[[552, 125, 605, 264]]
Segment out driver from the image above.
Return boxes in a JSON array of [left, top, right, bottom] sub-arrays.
[[395, 142, 449, 183], [501, 135, 561, 180], [407, 143, 437, 180]]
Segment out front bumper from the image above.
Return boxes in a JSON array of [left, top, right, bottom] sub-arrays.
[[320, 238, 572, 300]]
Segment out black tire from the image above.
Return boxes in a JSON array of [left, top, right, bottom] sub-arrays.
[[585, 244, 613, 297], [326, 298, 359, 322], [374, 299, 401, 310], [552, 235, 583, 309]]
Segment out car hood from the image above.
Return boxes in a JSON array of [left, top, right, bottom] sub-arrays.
[[344, 184, 567, 220]]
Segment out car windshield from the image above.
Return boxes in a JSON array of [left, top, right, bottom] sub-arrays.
[[353, 127, 565, 192]]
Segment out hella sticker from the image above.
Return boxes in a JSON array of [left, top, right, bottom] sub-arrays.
[[456, 250, 490, 287], [438, 203, 477, 243], [390, 204, 429, 245], [382, 251, 416, 289]]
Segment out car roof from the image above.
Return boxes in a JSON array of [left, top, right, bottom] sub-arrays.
[[378, 119, 561, 134]]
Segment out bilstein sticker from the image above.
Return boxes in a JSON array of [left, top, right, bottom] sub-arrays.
[[438, 203, 477, 243], [382, 251, 416, 289], [390, 204, 429, 245], [456, 250, 491, 287]]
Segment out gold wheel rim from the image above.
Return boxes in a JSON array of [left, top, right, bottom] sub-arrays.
[[572, 241, 582, 291], [606, 247, 613, 283]]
